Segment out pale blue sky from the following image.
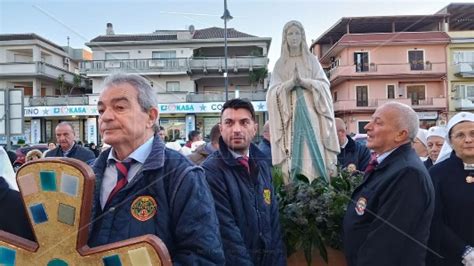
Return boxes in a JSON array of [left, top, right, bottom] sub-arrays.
[[0, 0, 461, 69]]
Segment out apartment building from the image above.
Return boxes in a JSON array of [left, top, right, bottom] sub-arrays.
[[80, 23, 271, 142], [439, 3, 474, 113], [0, 34, 90, 144], [311, 15, 450, 134]]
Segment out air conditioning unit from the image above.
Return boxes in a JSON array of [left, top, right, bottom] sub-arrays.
[[64, 57, 70, 64]]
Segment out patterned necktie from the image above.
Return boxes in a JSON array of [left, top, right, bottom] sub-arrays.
[[237, 156, 250, 174], [106, 161, 132, 206], [364, 152, 378, 174]]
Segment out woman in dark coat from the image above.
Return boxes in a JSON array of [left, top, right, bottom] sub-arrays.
[[427, 112, 474, 266], [0, 176, 34, 240]]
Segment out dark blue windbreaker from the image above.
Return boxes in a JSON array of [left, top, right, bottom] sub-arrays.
[[202, 137, 286, 266], [88, 136, 225, 265]]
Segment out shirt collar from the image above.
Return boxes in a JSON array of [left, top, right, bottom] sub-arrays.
[[376, 147, 397, 164], [228, 148, 250, 159], [62, 142, 75, 155], [340, 137, 349, 149], [107, 136, 154, 164]]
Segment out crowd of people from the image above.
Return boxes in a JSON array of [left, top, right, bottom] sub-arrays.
[[0, 72, 473, 266]]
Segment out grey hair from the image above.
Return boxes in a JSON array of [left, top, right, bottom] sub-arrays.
[[102, 73, 159, 132], [382, 102, 419, 141], [56, 121, 75, 135]]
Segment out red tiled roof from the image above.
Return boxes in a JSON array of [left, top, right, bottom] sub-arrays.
[[338, 32, 450, 44], [192, 27, 255, 39]]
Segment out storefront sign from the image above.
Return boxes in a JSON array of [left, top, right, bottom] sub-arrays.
[[86, 118, 97, 145], [24, 101, 268, 117], [24, 106, 98, 117], [159, 101, 267, 114], [30, 119, 41, 144], [416, 112, 438, 120]]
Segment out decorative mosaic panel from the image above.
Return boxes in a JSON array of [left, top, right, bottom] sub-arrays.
[[0, 158, 171, 266]]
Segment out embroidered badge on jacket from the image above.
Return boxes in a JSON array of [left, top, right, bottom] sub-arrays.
[[355, 197, 367, 216], [131, 195, 157, 221], [263, 189, 271, 205]]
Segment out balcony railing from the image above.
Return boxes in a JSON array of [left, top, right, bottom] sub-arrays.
[[25, 95, 89, 106], [453, 98, 474, 110], [0, 62, 78, 84], [334, 97, 446, 112], [328, 62, 444, 81], [186, 90, 267, 102], [453, 62, 474, 77], [189, 57, 268, 73], [80, 58, 189, 74], [79, 56, 268, 75]]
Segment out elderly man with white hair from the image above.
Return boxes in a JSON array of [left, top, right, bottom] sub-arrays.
[[424, 126, 447, 169], [426, 112, 474, 266], [343, 102, 434, 266]]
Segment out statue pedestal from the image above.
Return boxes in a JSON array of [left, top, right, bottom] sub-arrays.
[[287, 247, 347, 266]]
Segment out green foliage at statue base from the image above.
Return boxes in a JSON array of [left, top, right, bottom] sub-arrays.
[[274, 167, 363, 266]]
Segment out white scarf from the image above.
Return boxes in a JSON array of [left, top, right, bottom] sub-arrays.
[[0, 146, 18, 191]]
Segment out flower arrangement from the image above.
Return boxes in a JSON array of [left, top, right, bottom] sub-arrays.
[[274, 167, 364, 266]]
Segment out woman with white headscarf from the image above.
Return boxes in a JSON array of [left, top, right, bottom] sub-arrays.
[[413, 128, 428, 160], [0, 146, 17, 191], [424, 126, 447, 169], [426, 112, 474, 266]]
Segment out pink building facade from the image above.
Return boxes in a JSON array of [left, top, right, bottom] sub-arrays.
[[311, 15, 450, 134]]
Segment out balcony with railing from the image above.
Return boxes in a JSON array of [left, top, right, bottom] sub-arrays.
[[333, 97, 446, 112], [453, 62, 474, 78], [24, 95, 89, 106], [189, 57, 268, 73], [79, 56, 268, 76], [328, 62, 445, 82], [79, 58, 189, 75], [0, 61, 78, 84]]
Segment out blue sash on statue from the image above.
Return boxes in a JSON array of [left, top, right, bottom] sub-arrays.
[[291, 86, 329, 183]]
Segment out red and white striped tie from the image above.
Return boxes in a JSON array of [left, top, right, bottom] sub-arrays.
[[106, 161, 132, 205]]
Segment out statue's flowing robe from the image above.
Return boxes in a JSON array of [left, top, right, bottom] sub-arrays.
[[267, 56, 339, 183]]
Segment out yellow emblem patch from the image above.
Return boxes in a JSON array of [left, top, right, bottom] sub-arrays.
[[263, 189, 271, 205], [131, 195, 157, 222]]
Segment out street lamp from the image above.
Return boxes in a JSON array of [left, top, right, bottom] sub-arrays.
[[221, 0, 233, 101]]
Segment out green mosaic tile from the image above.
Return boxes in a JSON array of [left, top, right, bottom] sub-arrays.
[[47, 258, 68, 266], [40, 171, 57, 191], [57, 203, 75, 226]]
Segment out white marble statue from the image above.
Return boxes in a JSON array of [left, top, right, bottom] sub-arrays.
[[267, 20, 339, 184]]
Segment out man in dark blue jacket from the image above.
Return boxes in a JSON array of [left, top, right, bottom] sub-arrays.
[[335, 118, 370, 172], [45, 122, 95, 163], [88, 73, 224, 265], [257, 121, 272, 168], [202, 99, 285, 266], [343, 102, 434, 266]]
